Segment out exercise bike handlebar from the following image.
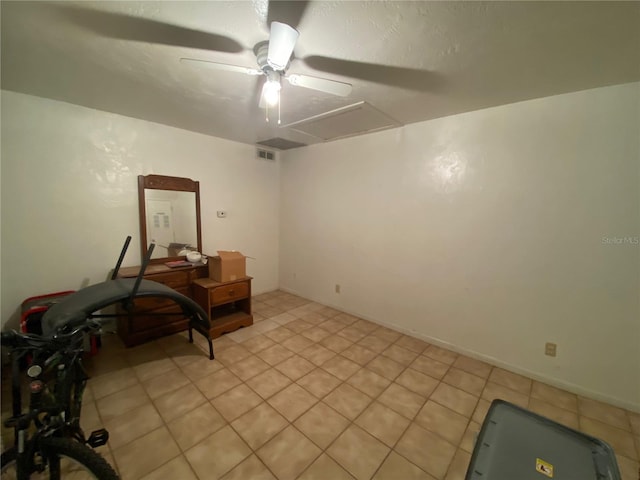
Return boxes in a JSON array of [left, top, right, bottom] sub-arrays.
[[1, 319, 105, 351]]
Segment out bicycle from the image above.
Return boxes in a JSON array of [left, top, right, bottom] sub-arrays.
[[0, 236, 213, 478], [1, 321, 119, 480]]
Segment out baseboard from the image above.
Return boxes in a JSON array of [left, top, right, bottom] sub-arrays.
[[279, 286, 640, 413]]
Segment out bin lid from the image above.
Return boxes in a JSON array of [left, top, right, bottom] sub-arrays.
[[466, 400, 621, 480]]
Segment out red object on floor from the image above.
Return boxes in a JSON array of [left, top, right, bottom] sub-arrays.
[[21, 291, 76, 334], [20, 291, 101, 355]]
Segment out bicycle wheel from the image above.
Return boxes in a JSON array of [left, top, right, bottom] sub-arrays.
[[1, 437, 119, 480]]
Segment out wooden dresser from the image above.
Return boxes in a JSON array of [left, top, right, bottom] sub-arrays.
[[116, 263, 208, 347], [192, 277, 253, 338]]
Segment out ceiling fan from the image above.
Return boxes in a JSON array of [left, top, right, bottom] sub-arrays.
[[53, 1, 442, 122], [180, 21, 352, 123]]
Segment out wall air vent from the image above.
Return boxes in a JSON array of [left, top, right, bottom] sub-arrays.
[[282, 101, 402, 141], [256, 138, 307, 150], [256, 148, 276, 161]]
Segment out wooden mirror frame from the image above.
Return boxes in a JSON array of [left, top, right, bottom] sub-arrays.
[[138, 174, 202, 263]]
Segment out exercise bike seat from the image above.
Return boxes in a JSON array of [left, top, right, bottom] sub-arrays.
[[41, 278, 209, 337]]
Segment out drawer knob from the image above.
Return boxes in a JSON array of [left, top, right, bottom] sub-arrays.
[[228, 290, 235, 296]]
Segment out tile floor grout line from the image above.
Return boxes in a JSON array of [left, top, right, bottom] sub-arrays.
[[87, 343, 164, 468], [297, 406, 364, 479], [366, 392, 425, 480], [211, 341, 357, 477], [223, 403, 280, 480], [127, 346, 207, 479], [275, 339, 508, 474], [308, 352, 431, 478], [247, 338, 429, 478]]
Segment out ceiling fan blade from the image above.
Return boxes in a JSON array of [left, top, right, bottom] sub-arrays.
[[285, 74, 352, 97], [302, 56, 446, 92], [52, 4, 244, 53], [267, 22, 299, 71], [266, 0, 309, 30], [180, 58, 263, 76]]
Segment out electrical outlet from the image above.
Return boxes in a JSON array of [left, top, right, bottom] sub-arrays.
[[335, 284, 341, 294], [545, 342, 557, 357], [216, 210, 227, 218]]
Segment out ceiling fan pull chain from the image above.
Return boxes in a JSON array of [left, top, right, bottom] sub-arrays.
[[278, 94, 281, 125], [265, 103, 269, 123]]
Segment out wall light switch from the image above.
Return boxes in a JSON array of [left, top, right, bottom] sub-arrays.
[[217, 211, 227, 218]]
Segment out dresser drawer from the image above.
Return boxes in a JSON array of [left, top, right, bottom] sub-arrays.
[[117, 263, 210, 347], [129, 305, 185, 333], [211, 282, 249, 305], [132, 287, 190, 312], [146, 271, 189, 289]]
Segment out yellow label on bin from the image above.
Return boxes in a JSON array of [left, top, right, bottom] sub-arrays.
[[536, 458, 554, 478]]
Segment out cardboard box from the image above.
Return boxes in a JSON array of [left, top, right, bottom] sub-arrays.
[[209, 250, 246, 282]]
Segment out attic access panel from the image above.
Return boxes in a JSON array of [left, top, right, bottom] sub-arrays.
[[282, 102, 402, 141]]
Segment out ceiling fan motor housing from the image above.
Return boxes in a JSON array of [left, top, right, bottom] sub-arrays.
[[254, 40, 293, 73], [254, 42, 269, 68], [254, 41, 278, 73]]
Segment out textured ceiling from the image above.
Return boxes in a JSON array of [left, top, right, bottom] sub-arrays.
[[2, 1, 639, 148]]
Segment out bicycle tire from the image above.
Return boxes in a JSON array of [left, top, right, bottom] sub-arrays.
[[1, 437, 119, 480]]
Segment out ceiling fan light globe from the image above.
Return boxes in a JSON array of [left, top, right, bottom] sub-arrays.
[[264, 90, 280, 106], [262, 79, 281, 106]]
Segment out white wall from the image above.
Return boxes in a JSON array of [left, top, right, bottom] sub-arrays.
[[2, 85, 638, 410], [1, 91, 280, 329], [279, 83, 640, 410]]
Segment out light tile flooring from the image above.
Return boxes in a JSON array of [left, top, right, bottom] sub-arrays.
[[2, 290, 640, 480]]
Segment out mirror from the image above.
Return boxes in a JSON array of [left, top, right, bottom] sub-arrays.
[[138, 174, 202, 261]]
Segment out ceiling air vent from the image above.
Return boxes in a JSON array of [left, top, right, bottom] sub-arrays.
[[282, 101, 402, 141], [256, 137, 307, 150], [256, 148, 276, 161]]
